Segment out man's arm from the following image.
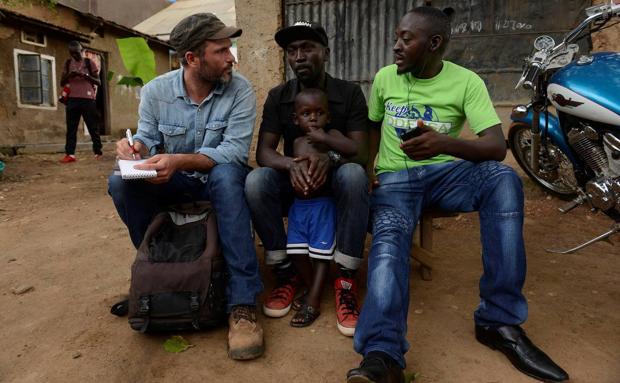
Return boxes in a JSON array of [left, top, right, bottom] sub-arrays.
[[81, 59, 101, 86], [400, 121, 507, 162], [305, 129, 357, 156], [341, 85, 369, 165]]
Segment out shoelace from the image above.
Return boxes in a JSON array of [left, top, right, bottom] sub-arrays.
[[232, 305, 256, 323], [338, 288, 359, 316], [268, 283, 295, 302]]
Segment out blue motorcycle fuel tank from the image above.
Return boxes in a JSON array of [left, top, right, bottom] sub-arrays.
[[548, 52, 620, 126]]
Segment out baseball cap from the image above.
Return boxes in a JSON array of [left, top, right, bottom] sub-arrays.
[[275, 21, 328, 48], [169, 13, 242, 57]]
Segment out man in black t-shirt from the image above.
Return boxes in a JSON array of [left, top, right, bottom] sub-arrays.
[[245, 21, 369, 337]]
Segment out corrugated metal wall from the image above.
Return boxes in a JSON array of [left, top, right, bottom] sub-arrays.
[[284, 0, 591, 103]]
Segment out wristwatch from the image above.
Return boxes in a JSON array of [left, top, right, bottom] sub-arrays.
[[327, 150, 342, 167]]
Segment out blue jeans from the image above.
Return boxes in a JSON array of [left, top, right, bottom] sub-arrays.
[[354, 160, 528, 368], [108, 163, 263, 310], [245, 163, 369, 270]]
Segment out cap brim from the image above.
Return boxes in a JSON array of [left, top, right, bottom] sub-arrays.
[[274, 25, 326, 48], [210, 26, 242, 40]]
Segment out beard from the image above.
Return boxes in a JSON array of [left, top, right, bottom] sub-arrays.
[[198, 60, 233, 85]]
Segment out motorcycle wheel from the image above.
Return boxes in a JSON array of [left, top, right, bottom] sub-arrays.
[[508, 123, 577, 198]]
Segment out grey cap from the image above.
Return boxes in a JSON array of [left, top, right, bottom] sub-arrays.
[[169, 13, 241, 56]]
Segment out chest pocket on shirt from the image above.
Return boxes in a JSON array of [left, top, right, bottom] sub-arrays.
[[158, 123, 187, 153], [203, 121, 227, 148]]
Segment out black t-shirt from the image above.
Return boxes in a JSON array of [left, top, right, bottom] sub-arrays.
[[259, 74, 368, 157]]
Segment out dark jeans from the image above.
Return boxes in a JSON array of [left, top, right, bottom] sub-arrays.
[[65, 98, 102, 155], [108, 163, 263, 310], [245, 163, 369, 270], [354, 160, 528, 368]]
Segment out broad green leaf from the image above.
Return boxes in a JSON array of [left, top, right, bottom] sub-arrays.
[[116, 37, 156, 85], [117, 76, 144, 87], [107, 70, 115, 82], [163, 335, 194, 353]]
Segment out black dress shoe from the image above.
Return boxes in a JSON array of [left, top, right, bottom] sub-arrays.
[[347, 352, 405, 383], [476, 325, 569, 382], [110, 298, 129, 317]]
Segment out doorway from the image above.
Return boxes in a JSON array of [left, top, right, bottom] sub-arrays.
[[83, 49, 110, 136]]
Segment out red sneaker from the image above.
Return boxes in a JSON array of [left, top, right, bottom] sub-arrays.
[[263, 271, 300, 318], [60, 154, 76, 163], [335, 277, 359, 337]]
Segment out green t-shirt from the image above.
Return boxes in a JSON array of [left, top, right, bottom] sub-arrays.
[[368, 61, 501, 174]]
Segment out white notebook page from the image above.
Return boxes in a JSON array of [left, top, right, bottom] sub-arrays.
[[118, 159, 157, 180]]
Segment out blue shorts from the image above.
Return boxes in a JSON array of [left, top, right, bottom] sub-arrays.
[[287, 197, 336, 260]]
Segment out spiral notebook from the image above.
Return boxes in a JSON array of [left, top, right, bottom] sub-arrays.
[[118, 159, 157, 180]]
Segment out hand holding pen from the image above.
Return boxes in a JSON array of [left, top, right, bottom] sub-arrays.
[[125, 129, 138, 160], [116, 129, 142, 160]]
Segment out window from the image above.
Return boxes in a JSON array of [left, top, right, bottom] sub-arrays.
[[21, 30, 46, 47], [13, 49, 57, 109]]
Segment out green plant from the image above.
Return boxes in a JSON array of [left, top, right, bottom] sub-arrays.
[[115, 37, 157, 87], [0, 0, 57, 8]]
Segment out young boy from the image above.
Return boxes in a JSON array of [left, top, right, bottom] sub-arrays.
[[286, 88, 357, 327]]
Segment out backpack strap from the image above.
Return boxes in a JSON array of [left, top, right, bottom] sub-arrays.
[[137, 296, 151, 333], [190, 292, 201, 330], [84, 57, 94, 76]]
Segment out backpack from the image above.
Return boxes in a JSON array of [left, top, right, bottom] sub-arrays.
[[128, 201, 228, 332]]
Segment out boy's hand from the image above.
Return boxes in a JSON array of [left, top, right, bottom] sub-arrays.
[[399, 119, 447, 161], [306, 128, 329, 145]]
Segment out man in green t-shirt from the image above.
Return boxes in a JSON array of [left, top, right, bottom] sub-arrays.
[[347, 7, 569, 383]]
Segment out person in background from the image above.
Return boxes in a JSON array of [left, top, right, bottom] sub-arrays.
[[59, 41, 102, 163]]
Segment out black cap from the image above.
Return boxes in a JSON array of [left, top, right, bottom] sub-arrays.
[[275, 20, 328, 48], [170, 13, 242, 57]]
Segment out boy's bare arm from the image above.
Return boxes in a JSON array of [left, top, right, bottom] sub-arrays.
[[306, 129, 357, 156]]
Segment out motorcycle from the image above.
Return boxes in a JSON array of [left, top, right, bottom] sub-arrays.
[[508, 1, 620, 254]]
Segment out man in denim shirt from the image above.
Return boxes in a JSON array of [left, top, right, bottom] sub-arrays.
[[108, 13, 264, 360]]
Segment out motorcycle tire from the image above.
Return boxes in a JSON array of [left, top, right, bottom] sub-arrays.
[[508, 123, 577, 199]]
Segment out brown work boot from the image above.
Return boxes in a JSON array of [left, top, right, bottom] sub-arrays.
[[228, 305, 264, 360]]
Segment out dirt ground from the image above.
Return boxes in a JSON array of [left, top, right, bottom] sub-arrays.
[[0, 149, 618, 383]]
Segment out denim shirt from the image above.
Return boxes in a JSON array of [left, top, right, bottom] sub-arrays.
[[133, 68, 256, 181]]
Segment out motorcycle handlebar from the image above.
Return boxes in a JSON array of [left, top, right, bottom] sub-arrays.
[[522, 63, 542, 90]]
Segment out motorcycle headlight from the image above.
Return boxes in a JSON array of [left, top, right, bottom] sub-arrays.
[[511, 105, 528, 119]]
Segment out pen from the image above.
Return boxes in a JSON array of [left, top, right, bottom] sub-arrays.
[[125, 129, 136, 160]]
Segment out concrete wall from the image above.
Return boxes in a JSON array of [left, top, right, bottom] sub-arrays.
[[0, 4, 170, 149], [235, 0, 282, 165]]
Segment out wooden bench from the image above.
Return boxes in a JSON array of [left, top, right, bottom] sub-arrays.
[[411, 210, 456, 281]]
